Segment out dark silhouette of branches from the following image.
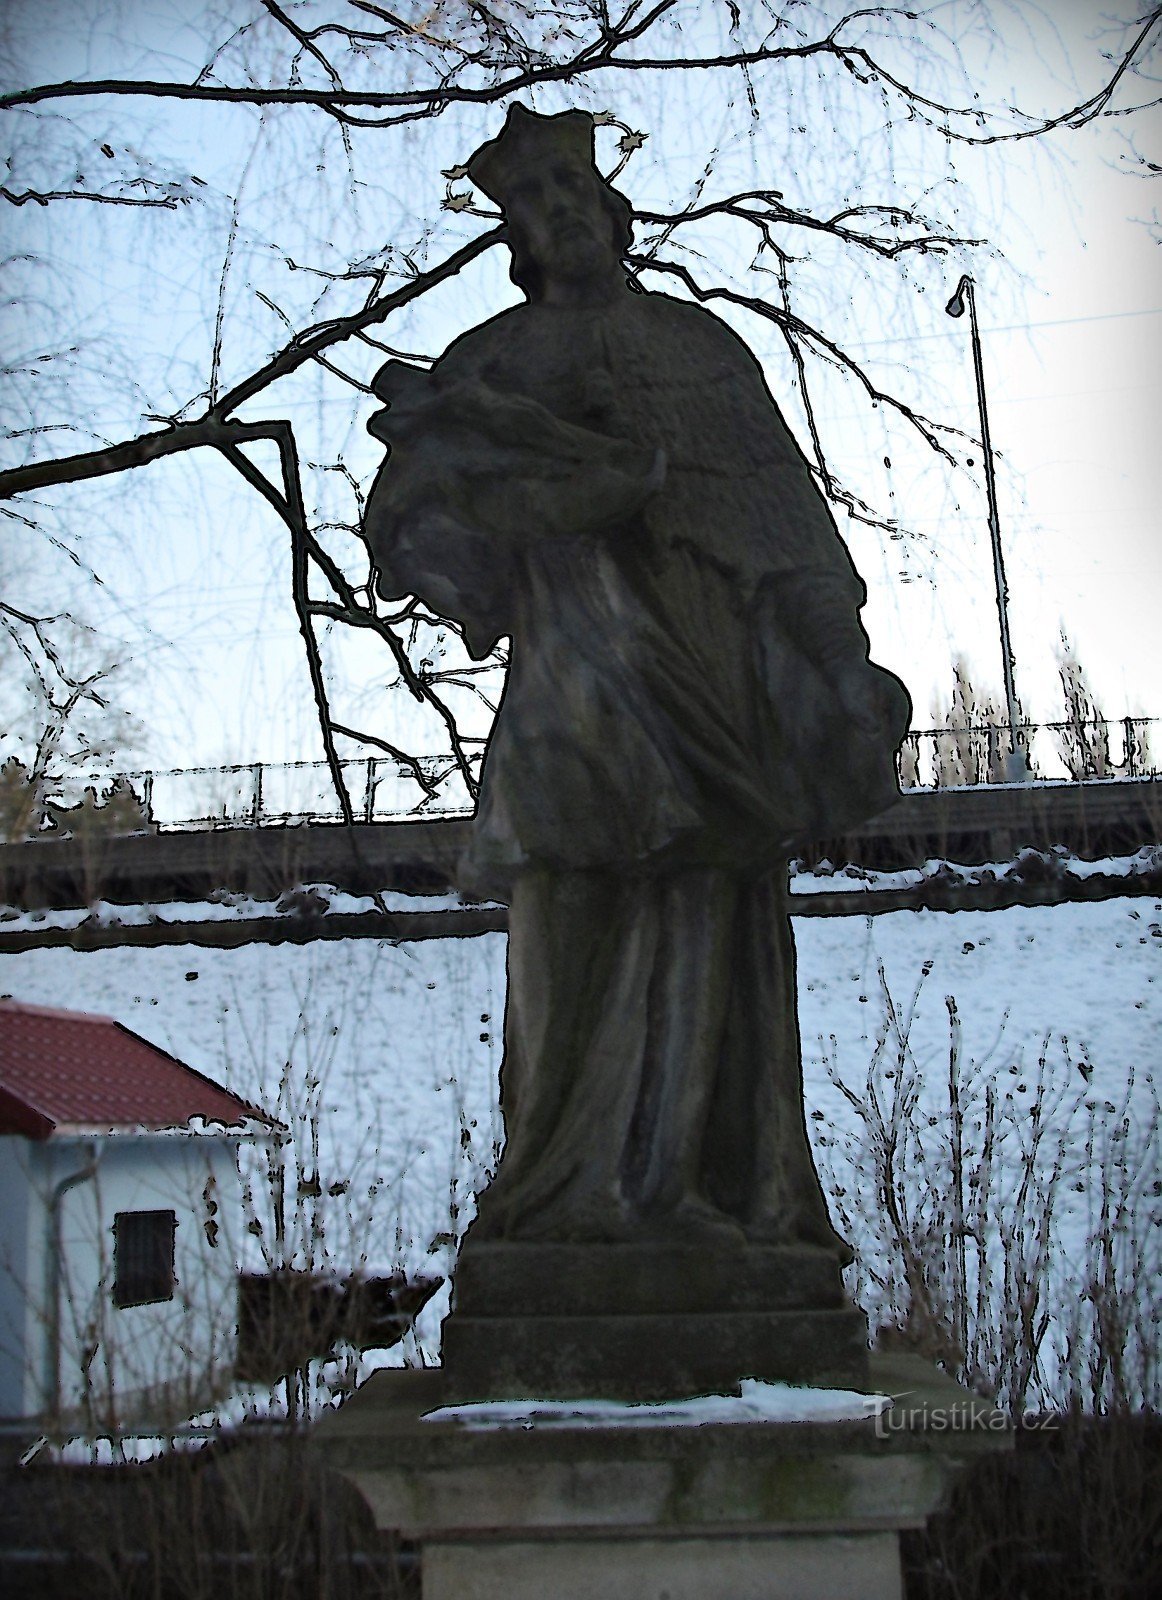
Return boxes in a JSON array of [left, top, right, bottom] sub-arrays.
[[0, 185, 187, 209], [0, 225, 503, 501], [3, 3, 1157, 815], [210, 419, 478, 819], [635, 191, 985, 262], [627, 254, 963, 460], [2, 3, 1156, 142], [327, 721, 443, 798], [208, 412, 483, 813], [0, 208, 493, 813], [0, 600, 132, 829], [4, 4, 1153, 506]]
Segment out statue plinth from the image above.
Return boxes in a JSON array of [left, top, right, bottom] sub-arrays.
[[441, 1240, 867, 1402], [313, 1354, 1011, 1600]]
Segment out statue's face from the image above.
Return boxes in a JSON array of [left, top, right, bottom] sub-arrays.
[[503, 159, 617, 288]]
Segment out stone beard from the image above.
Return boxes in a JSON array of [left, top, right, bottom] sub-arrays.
[[363, 106, 910, 1261]]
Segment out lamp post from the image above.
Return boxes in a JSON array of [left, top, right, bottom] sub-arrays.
[[945, 273, 1030, 783]]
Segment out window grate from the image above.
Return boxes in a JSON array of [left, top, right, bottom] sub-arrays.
[[113, 1210, 176, 1308]]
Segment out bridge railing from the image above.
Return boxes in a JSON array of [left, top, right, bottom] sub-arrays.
[[157, 750, 489, 829], [899, 715, 1156, 790], [10, 716, 1158, 836], [140, 750, 488, 831]]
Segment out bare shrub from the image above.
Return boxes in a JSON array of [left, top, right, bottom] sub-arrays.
[[0, 755, 36, 841], [817, 963, 1161, 1415], [1120, 715, 1154, 778], [902, 1409, 1162, 1600], [42, 777, 154, 839], [2, 1429, 415, 1598], [898, 733, 922, 791]]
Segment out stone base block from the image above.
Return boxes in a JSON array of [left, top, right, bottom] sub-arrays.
[[443, 1240, 867, 1400], [442, 1306, 869, 1402], [312, 1355, 1012, 1600], [424, 1530, 902, 1600], [452, 1242, 848, 1317]]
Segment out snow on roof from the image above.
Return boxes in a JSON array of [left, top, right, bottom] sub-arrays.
[[0, 998, 279, 1140]]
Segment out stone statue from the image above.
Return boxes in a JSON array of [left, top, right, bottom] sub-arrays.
[[363, 107, 910, 1275]]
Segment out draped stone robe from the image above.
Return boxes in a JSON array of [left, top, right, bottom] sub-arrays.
[[363, 284, 910, 1252]]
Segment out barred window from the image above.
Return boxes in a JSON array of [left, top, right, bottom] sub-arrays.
[[112, 1210, 176, 1308]]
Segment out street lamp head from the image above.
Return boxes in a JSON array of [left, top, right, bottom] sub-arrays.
[[945, 274, 972, 318]]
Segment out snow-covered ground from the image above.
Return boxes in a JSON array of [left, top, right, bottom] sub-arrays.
[[3, 845, 1158, 939], [3, 897, 1157, 1237], [3, 894, 1159, 1404]]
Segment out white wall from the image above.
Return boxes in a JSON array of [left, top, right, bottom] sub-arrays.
[[0, 1132, 246, 1428]]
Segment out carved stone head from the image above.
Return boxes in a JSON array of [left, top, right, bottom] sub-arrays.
[[467, 105, 633, 300]]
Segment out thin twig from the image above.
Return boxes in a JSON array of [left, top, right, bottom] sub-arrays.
[[0, 226, 504, 501], [0, 185, 182, 208], [2, 5, 1154, 143], [629, 253, 960, 466], [327, 721, 438, 797]]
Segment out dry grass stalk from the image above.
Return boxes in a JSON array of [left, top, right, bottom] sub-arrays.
[[816, 963, 1160, 1416]]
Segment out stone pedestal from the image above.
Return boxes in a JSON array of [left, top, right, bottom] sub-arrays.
[[442, 1241, 869, 1401], [313, 1354, 1011, 1600]]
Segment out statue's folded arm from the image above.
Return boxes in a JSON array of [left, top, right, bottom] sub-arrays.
[[363, 359, 666, 654]]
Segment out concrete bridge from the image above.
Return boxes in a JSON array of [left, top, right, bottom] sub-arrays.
[[2, 777, 1158, 953]]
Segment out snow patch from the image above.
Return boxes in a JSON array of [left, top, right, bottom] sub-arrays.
[[423, 1378, 891, 1430]]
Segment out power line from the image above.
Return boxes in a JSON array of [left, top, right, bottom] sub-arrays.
[[846, 305, 1162, 351]]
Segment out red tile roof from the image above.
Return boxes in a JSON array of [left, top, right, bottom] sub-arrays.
[[0, 1000, 278, 1140]]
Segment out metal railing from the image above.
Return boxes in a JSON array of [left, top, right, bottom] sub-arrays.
[[899, 715, 1156, 791], [130, 751, 484, 830], [9, 716, 1158, 837]]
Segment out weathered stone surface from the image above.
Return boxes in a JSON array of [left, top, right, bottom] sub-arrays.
[[451, 1242, 846, 1318], [445, 1240, 865, 1401], [312, 1356, 1011, 1599], [318, 1357, 1009, 1505], [422, 1532, 904, 1600], [355, 106, 921, 1431], [441, 1306, 869, 1403]]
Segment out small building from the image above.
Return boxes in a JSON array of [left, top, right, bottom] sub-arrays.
[[0, 999, 278, 1432]]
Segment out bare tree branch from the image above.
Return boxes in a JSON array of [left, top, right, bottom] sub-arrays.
[[206, 425, 352, 819], [299, 547, 482, 800], [0, 413, 235, 499], [2, 3, 1155, 147], [328, 720, 440, 798], [1, 185, 184, 209], [636, 192, 984, 261], [205, 420, 484, 805], [0, 601, 127, 823], [0, 225, 504, 501], [846, 6, 1162, 147], [627, 251, 961, 468], [262, 0, 346, 90]]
